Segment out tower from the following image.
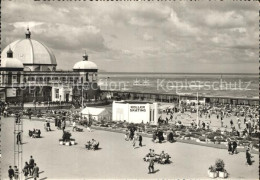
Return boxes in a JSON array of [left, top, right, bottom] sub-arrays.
[[14, 113, 23, 180]]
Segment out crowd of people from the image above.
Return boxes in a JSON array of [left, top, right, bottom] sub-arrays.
[[125, 128, 143, 149], [2, 100, 259, 177], [8, 156, 40, 180], [162, 102, 259, 131]]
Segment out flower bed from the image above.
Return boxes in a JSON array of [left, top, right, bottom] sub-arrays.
[[198, 136, 206, 142]]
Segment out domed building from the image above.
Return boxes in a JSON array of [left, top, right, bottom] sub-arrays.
[[71, 52, 100, 106], [0, 48, 24, 102], [0, 28, 100, 105], [1, 28, 57, 71]]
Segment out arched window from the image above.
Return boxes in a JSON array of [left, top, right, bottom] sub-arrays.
[[86, 73, 89, 81]]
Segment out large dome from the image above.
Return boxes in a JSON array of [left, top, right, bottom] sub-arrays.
[[73, 53, 98, 71], [1, 29, 56, 66]]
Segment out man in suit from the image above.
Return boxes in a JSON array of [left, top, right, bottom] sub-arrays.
[[148, 156, 155, 174], [139, 134, 142, 147], [8, 166, 14, 180], [32, 163, 39, 180], [29, 156, 35, 176]]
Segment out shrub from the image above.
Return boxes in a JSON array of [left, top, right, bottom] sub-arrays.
[[208, 165, 216, 172], [62, 131, 71, 142], [207, 134, 215, 140], [215, 159, 225, 172], [199, 136, 206, 141]]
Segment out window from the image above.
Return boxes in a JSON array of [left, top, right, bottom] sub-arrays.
[[86, 73, 89, 81], [29, 89, 34, 95], [55, 89, 59, 99], [17, 72, 21, 84], [13, 75, 17, 81], [17, 90, 21, 96]]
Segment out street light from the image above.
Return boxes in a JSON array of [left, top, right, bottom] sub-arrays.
[[34, 89, 37, 110], [59, 95, 61, 109]]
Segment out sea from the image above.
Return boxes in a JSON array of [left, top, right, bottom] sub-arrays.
[[98, 73, 258, 99]]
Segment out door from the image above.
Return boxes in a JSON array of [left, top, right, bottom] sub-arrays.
[[66, 94, 69, 102]]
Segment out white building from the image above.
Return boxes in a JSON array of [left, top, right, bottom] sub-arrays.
[[112, 101, 158, 125]]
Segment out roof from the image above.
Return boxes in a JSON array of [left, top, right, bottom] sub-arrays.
[[73, 60, 98, 70], [1, 57, 24, 69], [1, 39, 57, 66], [81, 107, 109, 116]]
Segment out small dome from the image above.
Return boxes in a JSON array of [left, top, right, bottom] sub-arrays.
[[1, 57, 24, 69], [73, 52, 98, 71], [73, 61, 98, 70]]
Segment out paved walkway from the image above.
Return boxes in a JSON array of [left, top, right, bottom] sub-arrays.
[[1, 117, 259, 179]]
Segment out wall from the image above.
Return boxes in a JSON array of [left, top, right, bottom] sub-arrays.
[[112, 101, 158, 124]]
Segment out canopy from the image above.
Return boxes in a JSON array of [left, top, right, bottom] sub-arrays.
[[81, 107, 111, 121]]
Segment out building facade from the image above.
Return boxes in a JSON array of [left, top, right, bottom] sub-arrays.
[[112, 101, 158, 125], [0, 28, 100, 105]]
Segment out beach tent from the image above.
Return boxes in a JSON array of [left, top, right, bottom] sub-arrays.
[[81, 107, 111, 121]]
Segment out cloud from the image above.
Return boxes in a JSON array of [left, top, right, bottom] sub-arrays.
[[205, 11, 245, 29], [1, 1, 258, 73], [143, 33, 154, 41]]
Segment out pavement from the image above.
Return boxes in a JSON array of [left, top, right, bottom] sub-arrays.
[[1, 117, 259, 179]]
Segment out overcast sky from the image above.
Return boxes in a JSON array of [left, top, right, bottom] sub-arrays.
[[1, 0, 258, 73]]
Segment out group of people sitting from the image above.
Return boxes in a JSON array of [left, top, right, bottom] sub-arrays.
[[28, 129, 41, 138], [72, 121, 83, 132], [85, 139, 99, 150], [144, 149, 171, 164]]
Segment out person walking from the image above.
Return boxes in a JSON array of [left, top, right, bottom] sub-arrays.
[[246, 149, 252, 165], [8, 166, 14, 180], [230, 119, 233, 128], [232, 141, 238, 154], [132, 134, 136, 149], [72, 121, 76, 132], [17, 132, 22, 145], [139, 134, 143, 147], [22, 162, 29, 178], [29, 156, 35, 176], [228, 141, 232, 155], [238, 118, 241, 129], [32, 163, 39, 180], [14, 166, 19, 180], [148, 156, 155, 174]]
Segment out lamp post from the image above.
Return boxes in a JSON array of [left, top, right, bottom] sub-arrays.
[[59, 95, 61, 109], [34, 89, 37, 110], [196, 92, 199, 129]]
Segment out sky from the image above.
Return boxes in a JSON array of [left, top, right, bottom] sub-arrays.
[[1, 0, 258, 73]]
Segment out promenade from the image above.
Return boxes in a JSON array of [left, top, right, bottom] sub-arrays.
[[1, 117, 259, 179]]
